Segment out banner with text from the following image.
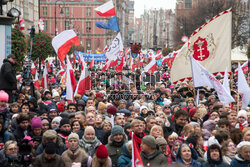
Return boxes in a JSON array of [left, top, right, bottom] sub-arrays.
[[74, 51, 106, 61]]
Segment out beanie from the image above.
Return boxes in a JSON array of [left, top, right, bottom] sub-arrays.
[[45, 142, 57, 154], [31, 117, 43, 130], [52, 116, 62, 124], [133, 102, 140, 110], [59, 118, 70, 127], [68, 133, 79, 142], [96, 144, 108, 159], [57, 102, 65, 112], [237, 110, 247, 119], [236, 141, 250, 152], [156, 137, 167, 146], [111, 125, 124, 136], [52, 91, 60, 98], [0, 90, 9, 102], [142, 135, 156, 149], [98, 102, 107, 110], [189, 108, 197, 118], [107, 105, 117, 115]]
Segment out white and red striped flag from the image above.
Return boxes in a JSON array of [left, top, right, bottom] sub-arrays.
[[95, 0, 116, 17], [74, 60, 92, 96], [131, 132, 143, 167], [19, 18, 25, 33], [143, 58, 157, 75], [31, 62, 36, 74], [41, 65, 48, 89], [115, 56, 124, 73], [89, 57, 94, 70], [34, 70, 40, 90], [235, 60, 249, 74], [66, 57, 77, 102], [52, 30, 80, 65]]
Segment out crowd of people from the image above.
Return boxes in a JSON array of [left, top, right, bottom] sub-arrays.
[[0, 53, 249, 167]]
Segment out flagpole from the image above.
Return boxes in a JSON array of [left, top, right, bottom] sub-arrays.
[[237, 93, 240, 112]]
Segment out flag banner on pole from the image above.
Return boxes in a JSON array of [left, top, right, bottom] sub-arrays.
[[131, 132, 143, 167], [171, 9, 232, 84], [96, 16, 120, 31], [95, 0, 116, 17], [190, 56, 235, 105], [66, 57, 77, 102], [105, 32, 124, 61], [75, 51, 106, 61], [237, 62, 250, 109], [222, 68, 230, 94]]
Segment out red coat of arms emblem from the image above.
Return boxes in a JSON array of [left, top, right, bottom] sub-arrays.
[[193, 37, 210, 61]]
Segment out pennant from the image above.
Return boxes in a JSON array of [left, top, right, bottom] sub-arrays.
[[190, 56, 235, 105], [96, 16, 120, 31], [132, 132, 143, 167], [237, 62, 250, 109], [94, 0, 116, 17], [171, 9, 232, 83], [52, 30, 80, 65]]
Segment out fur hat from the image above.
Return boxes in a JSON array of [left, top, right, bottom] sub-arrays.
[[202, 120, 216, 133], [96, 144, 108, 159], [237, 110, 247, 119], [68, 133, 79, 142], [142, 135, 156, 149], [31, 117, 42, 130], [43, 130, 57, 140], [0, 90, 9, 102], [111, 125, 124, 136]]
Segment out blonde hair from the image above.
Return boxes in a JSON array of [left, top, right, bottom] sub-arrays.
[[150, 125, 164, 137], [181, 124, 194, 137], [92, 156, 111, 167], [197, 104, 207, 119], [131, 119, 142, 127], [4, 140, 18, 152]]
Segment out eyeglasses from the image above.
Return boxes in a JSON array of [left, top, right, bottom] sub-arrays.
[[8, 147, 18, 151], [228, 144, 236, 148]]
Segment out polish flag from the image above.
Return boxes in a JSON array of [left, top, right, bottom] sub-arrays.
[[41, 65, 48, 89], [143, 58, 157, 75], [52, 30, 80, 65], [89, 57, 94, 70], [154, 53, 162, 60], [75, 61, 92, 96], [16, 75, 22, 80], [19, 18, 25, 33], [115, 56, 124, 73], [102, 59, 118, 72], [140, 55, 144, 67], [103, 45, 108, 53], [31, 62, 36, 74], [130, 58, 136, 71], [56, 69, 65, 76], [235, 60, 249, 74], [95, 0, 116, 17], [66, 57, 77, 101], [34, 71, 40, 90], [131, 132, 143, 167]]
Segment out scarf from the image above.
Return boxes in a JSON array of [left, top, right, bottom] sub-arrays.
[[0, 106, 7, 112], [7, 154, 18, 160], [226, 151, 235, 159], [129, 131, 146, 152], [58, 131, 70, 148]]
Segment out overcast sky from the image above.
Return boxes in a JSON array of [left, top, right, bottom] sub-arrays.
[[134, 0, 176, 18]]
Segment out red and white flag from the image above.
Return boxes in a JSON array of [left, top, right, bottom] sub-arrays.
[[19, 18, 25, 33], [103, 45, 108, 53], [131, 132, 143, 167], [130, 58, 136, 71], [56, 69, 65, 76], [89, 57, 94, 70], [41, 65, 48, 89], [95, 0, 116, 17], [31, 62, 36, 74], [190, 56, 235, 105], [222, 68, 230, 94], [171, 9, 232, 83], [34, 71, 40, 90], [235, 60, 249, 74], [154, 53, 162, 60], [116, 56, 124, 73], [38, 19, 44, 32], [140, 55, 144, 67], [237, 62, 250, 109], [52, 30, 80, 65], [74, 60, 92, 96], [66, 57, 77, 101], [143, 58, 157, 75]]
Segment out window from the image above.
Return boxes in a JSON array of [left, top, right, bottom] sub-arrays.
[[86, 39, 91, 50], [44, 20, 47, 31], [65, 21, 70, 30], [65, 7, 69, 17], [86, 7, 91, 16], [42, 7, 47, 16], [185, 0, 192, 9], [86, 22, 91, 32]]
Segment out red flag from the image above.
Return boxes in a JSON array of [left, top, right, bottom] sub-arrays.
[[31, 62, 36, 74], [132, 132, 144, 167], [75, 61, 92, 96], [115, 56, 124, 73], [89, 57, 94, 69], [102, 59, 118, 72], [41, 65, 48, 89], [103, 45, 108, 53], [41, 59, 45, 66], [34, 70, 40, 90], [52, 30, 80, 65], [47, 63, 51, 73]]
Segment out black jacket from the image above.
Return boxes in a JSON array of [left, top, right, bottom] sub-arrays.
[[0, 59, 17, 91]]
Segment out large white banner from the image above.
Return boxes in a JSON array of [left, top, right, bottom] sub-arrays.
[[105, 32, 124, 61]]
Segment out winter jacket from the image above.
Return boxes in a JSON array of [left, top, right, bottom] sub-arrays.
[[77, 127, 108, 145], [106, 136, 127, 167], [140, 147, 168, 167], [0, 59, 17, 91], [33, 153, 65, 167], [170, 121, 184, 136], [117, 143, 132, 167], [13, 126, 29, 144], [0, 150, 23, 167], [230, 154, 250, 167], [0, 107, 10, 130], [79, 136, 101, 157], [61, 146, 88, 167]]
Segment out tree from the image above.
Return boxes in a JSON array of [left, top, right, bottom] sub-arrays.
[[68, 44, 85, 55], [11, 28, 28, 71]]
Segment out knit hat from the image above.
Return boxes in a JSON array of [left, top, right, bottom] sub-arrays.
[[156, 137, 167, 146], [98, 102, 107, 110], [133, 102, 140, 110], [31, 117, 43, 130], [57, 102, 65, 112], [236, 141, 250, 152], [111, 125, 124, 136], [202, 120, 216, 133], [189, 108, 197, 118], [52, 116, 62, 124], [59, 118, 70, 127], [96, 144, 109, 159], [140, 106, 148, 114], [107, 105, 117, 115], [237, 110, 247, 119], [119, 99, 127, 104], [68, 133, 79, 142], [0, 90, 9, 102], [96, 92, 104, 98], [45, 142, 57, 154], [126, 101, 134, 110], [52, 91, 60, 98], [142, 135, 157, 149]]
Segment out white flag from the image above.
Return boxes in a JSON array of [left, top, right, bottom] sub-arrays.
[[171, 9, 232, 83], [105, 32, 124, 61], [190, 56, 235, 105], [196, 89, 199, 106], [66, 57, 74, 101], [222, 68, 230, 94], [237, 62, 250, 109]]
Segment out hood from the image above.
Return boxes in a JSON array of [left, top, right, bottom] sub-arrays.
[[3, 59, 14, 66], [121, 143, 131, 158], [176, 143, 198, 163]]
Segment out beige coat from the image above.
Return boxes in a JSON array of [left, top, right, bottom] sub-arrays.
[[61, 147, 88, 167]]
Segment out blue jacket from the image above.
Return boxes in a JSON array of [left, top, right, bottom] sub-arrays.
[[230, 154, 250, 167], [117, 143, 132, 167]]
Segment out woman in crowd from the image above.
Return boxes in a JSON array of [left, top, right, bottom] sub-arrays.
[[71, 120, 83, 133], [150, 125, 164, 138], [230, 141, 250, 166], [171, 137, 184, 162], [0, 140, 21, 167], [221, 139, 237, 165]]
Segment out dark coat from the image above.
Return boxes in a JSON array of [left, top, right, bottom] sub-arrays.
[[0, 59, 17, 91], [0, 150, 22, 167], [117, 143, 132, 167], [77, 127, 108, 145], [33, 153, 65, 167], [230, 154, 250, 167], [35, 142, 66, 156], [170, 121, 184, 136], [13, 126, 28, 144], [140, 147, 168, 167]]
